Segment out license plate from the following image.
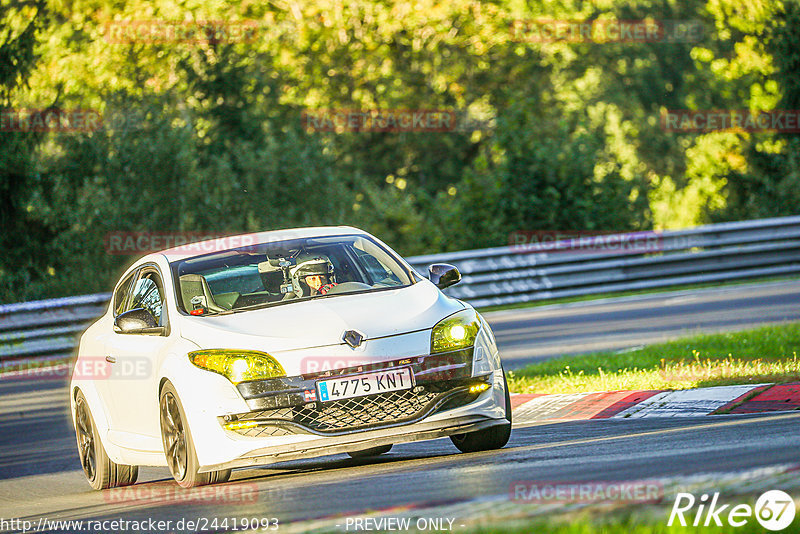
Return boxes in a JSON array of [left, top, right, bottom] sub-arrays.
[[316, 367, 414, 402]]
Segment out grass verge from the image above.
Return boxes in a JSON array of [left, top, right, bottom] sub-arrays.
[[506, 322, 800, 394], [466, 503, 800, 534]]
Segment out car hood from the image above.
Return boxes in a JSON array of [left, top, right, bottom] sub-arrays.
[[178, 281, 465, 353]]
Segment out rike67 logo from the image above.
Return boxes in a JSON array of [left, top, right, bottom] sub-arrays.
[[668, 490, 796, 531]]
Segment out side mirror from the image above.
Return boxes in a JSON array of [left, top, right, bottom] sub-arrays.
[[428, 263, 461, 290], [114, 308, 164, 335]]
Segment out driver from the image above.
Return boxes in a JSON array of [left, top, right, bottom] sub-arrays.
[[305, 273, 337, 295], [291, 257, 338, 296]]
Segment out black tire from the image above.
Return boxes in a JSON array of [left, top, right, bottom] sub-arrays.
[[74, 390, 139, 490], [450, 373, 512, 453], [159, 381, 231, 488], [347, 444, 393, 458]]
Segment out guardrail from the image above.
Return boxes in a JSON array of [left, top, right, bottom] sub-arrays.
[[0, 294, 110, 364], [2, 216, 800, 364], [406, 216, 800, 307]]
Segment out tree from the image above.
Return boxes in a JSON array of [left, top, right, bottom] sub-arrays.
[[0, 0, 51, 302]]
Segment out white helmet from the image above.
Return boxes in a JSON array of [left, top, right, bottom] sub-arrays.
[[290, 256, 334, 297]]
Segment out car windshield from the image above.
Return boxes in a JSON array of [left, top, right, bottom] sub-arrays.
[[171, 234, 414, 315]]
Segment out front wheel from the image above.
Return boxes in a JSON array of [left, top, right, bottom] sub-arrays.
[[74, 390, 138, 490], [450, 373, 512, 453], [159, 381, 231, 488]]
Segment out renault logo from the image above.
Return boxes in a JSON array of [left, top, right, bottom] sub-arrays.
[[343, 330, 364, 348]]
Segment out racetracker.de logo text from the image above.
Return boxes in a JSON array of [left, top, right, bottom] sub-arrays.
[[662, 110, 800, 133], [104, 231, 258, 255], [301, 109, 457, 133], [511, 480, 663, 503]]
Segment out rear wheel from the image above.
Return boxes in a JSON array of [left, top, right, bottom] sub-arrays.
[[450, 373, 512, 453], [347, 444, 392, 458], [159, 381, 231, 487], [74, 390, 138, 490]]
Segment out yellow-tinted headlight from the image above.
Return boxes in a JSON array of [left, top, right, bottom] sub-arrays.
[[431, 309, 481, 353], [188, 349, 286, 384]]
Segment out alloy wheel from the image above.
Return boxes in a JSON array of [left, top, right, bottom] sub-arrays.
[[75, 399, 96, 481], [160, 392, 187, 481]]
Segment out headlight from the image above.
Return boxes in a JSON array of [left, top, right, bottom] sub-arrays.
[[188, 349, 286, 384], [431, 308, 481, 353]]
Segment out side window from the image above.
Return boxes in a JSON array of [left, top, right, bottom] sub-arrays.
[[113, 272, 137, 316], [127, 271, 166, 327]]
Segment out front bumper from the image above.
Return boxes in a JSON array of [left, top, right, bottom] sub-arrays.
[[202, 414, 504, 472], [191, 349, 508, 471], [225, 376, 489, 437]]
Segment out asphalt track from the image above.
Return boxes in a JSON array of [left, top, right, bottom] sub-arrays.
[[1, 279, 800, 532], [488, 278, 800, 369]]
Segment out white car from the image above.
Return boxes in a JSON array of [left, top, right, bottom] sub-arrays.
[[71, 227, 511, 489]]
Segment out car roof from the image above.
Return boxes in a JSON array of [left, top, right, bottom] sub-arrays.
[[155, 226, 368, 263]]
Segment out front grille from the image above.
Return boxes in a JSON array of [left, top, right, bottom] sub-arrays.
[[227, 384, 479, 437], [300, 389, 438, 431], [236, 425, 294, 438]]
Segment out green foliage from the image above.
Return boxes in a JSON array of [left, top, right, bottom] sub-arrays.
[[709, 1, 800, 223], [769, 0, 800, 110], [0, 0, 52, 302], [2, 0, 800, 302], [492, 98, 647, 234]]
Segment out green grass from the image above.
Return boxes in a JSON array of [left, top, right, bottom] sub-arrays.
[[506, 322, 800, 394], [465, 504, 800, 533], [478, 274, 799, 313]]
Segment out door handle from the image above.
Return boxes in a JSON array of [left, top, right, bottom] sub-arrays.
[[105, 355, 117, 364]]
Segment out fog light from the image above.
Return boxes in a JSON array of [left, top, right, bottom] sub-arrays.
[[224, 420, 258, 431], [469, 383, 490, 394]]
